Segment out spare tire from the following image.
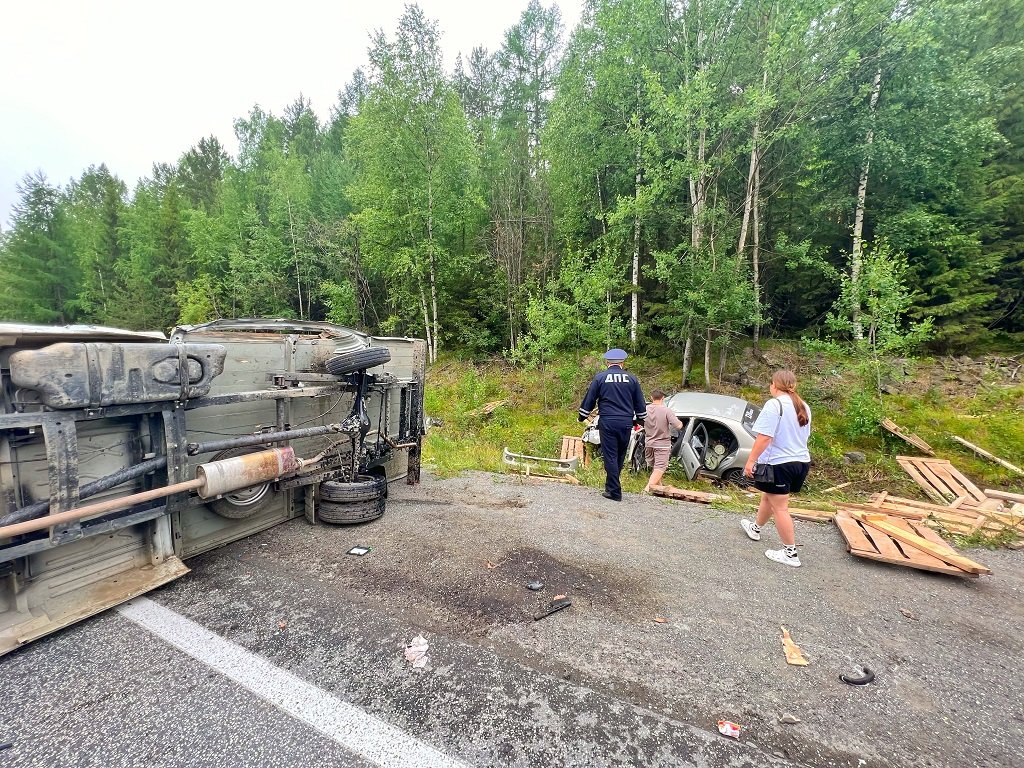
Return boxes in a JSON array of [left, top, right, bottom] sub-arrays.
[[326, 346, 391, 376], [320, 474, 386, 503], [317, 496, 385, 525]]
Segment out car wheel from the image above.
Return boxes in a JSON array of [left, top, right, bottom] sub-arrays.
[[319, 474, 386, 503], [207, 446, 280, 519], [325, 346, 391, 376], [723, 467, 752, 489]]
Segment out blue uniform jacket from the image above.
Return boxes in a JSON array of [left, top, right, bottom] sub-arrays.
[[578, 366, 647, 425]]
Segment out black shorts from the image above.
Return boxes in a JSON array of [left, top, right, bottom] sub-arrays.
[[754, 461, 810, 495]]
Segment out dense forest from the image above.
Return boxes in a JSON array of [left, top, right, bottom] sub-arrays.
[[1, 0, 1021, 381]]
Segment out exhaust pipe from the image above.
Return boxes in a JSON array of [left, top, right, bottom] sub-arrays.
[[0, 447, 299, 540]]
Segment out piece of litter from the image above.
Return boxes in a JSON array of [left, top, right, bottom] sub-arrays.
[[277, 621, 287, 630], [840, 667, 875, 686], [526, 581, 544, 591], [717, 720, 742, 739], [779, 713, 801, 724], [347, 546, 371, 556], [899, 608, 919, 621], [404, 635, 430, 669], [653, 616, 668, 624], [533, 597, 572, 621], [781, 626, 809, 666], [485, 560, 499, 569], [553, 594, 567, 601]]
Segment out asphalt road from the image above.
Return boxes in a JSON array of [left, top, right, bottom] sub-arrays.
[[2, 471, 1021, 767]]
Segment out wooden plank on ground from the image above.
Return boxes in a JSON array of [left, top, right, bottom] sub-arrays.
[[468, 399, 509, 417], [834, 501, 928, 521], [881, 419, 935, 455], [650, 484, 730, 504], [853, 512, 991, 575], [928, 461, 987, 504], [834, 514, 975, 577], [789, 508, 834, 523]]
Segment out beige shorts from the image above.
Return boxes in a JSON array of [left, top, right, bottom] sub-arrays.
[[645, 446, 672, 470]]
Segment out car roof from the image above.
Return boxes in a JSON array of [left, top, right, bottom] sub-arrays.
[[663, 392, 755, 422]]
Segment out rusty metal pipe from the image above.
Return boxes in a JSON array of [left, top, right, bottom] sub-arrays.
[[0, 455, 168, 527], [0, 447, 299, 540], [186, 424, 345, 456]]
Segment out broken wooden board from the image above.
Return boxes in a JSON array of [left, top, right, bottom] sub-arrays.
[[834, 513, 981, 578], [781, 627, 809, 666], [834, 500, 929, 521], [951, 436, 1024, 476], [896, 456, 988, 505], [852, 512, 991, 575], [650, 484, 730, 504], [789, 507, 835, 523], [881, 419, 934, 455], [863, 492, 1023, 539], [468, 399, 508, 417], [560, 435, 588, 466]]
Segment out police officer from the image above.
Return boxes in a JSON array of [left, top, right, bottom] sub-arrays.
[[578, 349, 646, 501]]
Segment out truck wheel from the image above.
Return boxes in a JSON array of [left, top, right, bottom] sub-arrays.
[[207, 446, 280, 519], [319, 475, 386, 503], [325, 346, 391, 376], [317, 495, 386, 525]]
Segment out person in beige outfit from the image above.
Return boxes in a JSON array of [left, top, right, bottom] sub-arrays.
[[643, 389, 684, 493]]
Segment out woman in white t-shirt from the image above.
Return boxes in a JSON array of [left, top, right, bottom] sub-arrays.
[[740, 370, 812, 567]]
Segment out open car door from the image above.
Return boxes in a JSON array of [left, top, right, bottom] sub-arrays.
[[676, 441, 701, 480]]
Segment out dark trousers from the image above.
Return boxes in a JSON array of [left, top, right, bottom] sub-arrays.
[[599, 420, 631, 499]]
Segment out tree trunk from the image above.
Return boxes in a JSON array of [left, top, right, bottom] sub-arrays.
[[681, 332, 694, 388], [851, 67, 883, 341], [419, 282, 433, 364], [631, 148, 642, 349], [427, 178, 439, 363], [703, 332, 713, 388], [287, 197, 304, 320], [718, 340, 728, 382], [752, 144, 763, 349]]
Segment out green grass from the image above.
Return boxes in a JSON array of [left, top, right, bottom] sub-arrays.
[[422, 345, 1024, 546]]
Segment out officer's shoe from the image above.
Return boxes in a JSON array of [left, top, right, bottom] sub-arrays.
[[601, 491, 622, 502]]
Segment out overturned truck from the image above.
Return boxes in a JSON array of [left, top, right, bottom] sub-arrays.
[[0, 319, 425, 656]]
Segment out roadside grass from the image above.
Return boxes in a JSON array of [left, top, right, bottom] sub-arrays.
[[422, 345, 1024, 545]]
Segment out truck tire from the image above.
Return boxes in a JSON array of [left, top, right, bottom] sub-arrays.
[[319, 475, 386, 503], [207, 446, 280, 519], [326, 346, 391, 376], [317, 495, 386, 525]]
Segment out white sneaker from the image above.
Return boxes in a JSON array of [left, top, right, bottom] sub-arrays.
[[741, 518, 761, 541], [766, 548, 801, 568]]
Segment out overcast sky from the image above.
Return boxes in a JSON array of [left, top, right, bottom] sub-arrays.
[[0, 0, 583, 230]]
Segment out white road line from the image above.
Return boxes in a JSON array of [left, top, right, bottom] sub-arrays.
[[117, 597, 470, 768]]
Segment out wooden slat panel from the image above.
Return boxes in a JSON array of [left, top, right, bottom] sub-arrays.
[[897, 457, 949, 504], [835, 514, 980, 578]]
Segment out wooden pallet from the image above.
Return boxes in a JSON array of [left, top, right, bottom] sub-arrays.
[[896, 456, 990, 506], [865, 492, 1024, 538], [560, 435, 587, 466], [834, 513, 981, 578], [881, 419, 934, 455]]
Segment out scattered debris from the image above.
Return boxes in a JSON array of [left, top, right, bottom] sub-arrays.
[[822, 481, 853, 494], [781, 627, 809, 666], [526, 580, 544, 591], [899, 608, 919, 621], [653, 616, 668, 624], [896, 456, 988, 506], [881, 418, 935, 456], [533, 597, 572, 621], [717, 720, 742, 739], [485, 560, 500, 569], [278, 621, 287, 630], [347, 546, 371, 556], [779, 713, 802, 725], [835, 511, 990, 578], [650, 484, 731, 504], [405, 635, 430, 668], [840, 667, 875, 686], [951, 436, 1023, 475], [0, 743, 12, 752], [468, 400, 508, 417], [789, 507, 835, 523]]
